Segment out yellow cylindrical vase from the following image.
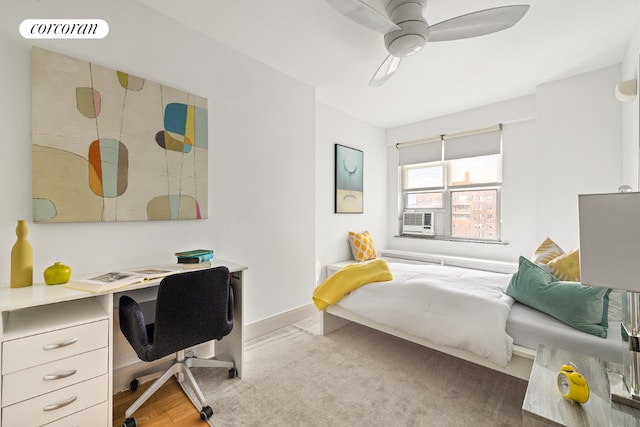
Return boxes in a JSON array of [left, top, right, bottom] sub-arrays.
[[10, 219, 33, 288]]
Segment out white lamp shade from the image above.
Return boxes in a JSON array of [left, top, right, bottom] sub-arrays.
[[579, 192, 640, 291]]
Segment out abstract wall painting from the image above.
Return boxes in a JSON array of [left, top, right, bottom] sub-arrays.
[[335, 144, 363, 214], [31, 47, 208, 223]]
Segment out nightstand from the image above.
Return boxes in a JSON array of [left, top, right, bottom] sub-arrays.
[[522, 345, 640, 426]]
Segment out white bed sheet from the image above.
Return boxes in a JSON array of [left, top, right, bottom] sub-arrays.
[[507, 302, 622, 364], [336, 262, 515, 367]]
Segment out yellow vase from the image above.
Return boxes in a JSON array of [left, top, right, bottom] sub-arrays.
[[44, 262, 72, 285], [10, 220, 33, 288]]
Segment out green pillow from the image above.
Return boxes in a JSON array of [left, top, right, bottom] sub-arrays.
[[505, 256, 611, 337]]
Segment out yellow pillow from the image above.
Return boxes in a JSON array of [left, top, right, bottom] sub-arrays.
[[531, 237, 564, 265], [547, 249, 581, 282], [348, 231, 377, 262]]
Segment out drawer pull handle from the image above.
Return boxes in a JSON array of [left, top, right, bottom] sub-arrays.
[[43, 369, 77, 381], [43, 395, 77, 411], [43, 337, 77, 350]]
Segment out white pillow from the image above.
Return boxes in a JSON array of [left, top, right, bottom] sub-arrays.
[[608, 289, 622, 323]]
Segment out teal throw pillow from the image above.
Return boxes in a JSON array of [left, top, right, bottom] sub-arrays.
[[505, 256, 611, 337]]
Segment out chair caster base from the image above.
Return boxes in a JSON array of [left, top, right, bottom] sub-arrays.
[[123, 417, 137, 427], [200, 405, 214, 420], [228, 367, 237, 378]]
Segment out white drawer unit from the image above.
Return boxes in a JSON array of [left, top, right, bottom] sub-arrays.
[[0, 297, 111, 427], [42, 401, 108, 427], [2, 375, 108, 426], [2, 319, 108, 375], [2, 347, 108, 406]]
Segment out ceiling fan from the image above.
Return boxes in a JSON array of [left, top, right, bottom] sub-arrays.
[[326, 0, 530, 87]]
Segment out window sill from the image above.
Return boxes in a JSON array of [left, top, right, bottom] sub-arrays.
[[393, 234, 508, 245], [379, 249, 517, 273]]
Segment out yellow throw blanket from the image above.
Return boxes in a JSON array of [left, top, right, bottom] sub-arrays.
[[313, 258, 393, 310]]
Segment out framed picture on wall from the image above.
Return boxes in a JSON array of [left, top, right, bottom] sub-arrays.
[[31, 47, 209, 223], [335, 144, 363, 214]]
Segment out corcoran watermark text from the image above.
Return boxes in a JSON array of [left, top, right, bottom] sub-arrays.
[[20, 19, 109, 39]]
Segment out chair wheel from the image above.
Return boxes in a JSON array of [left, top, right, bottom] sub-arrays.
[[200, 405, 214, 420], [228, 367, 237, 378], [123, 417, 137, 427], [129, 378, 139, 391]]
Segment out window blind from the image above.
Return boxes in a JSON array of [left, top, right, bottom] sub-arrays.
[[443, 128, 501, 160], [397, 125, 501, 166], [398, 140, 442, 166]]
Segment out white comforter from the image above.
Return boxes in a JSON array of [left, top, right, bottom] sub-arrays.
[[336, 261, 515, 367]]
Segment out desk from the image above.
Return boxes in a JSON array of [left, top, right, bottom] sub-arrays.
[[0, 258, 247, 427], [522, 345, 640, 426]]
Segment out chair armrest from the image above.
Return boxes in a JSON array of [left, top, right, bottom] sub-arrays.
[[119, 295, 152, 361], [228, 286, 234, 322]]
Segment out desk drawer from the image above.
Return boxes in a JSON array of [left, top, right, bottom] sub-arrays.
[[2, 347, 108, 406], [2, 319, 108, 374], [42, 401, 108, 427], [2, 374, 107, 427]]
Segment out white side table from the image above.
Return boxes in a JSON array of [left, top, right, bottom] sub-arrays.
[[522, 345, 640, 426]]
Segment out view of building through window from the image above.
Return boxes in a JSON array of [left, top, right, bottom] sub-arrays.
[[451, 189, 497, 239], [407, 192, 443, 209]]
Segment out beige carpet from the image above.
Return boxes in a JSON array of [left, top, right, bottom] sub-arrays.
[[188, 314, 527, 426]]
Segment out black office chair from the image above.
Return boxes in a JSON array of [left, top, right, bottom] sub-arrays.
[[118, 267, 236, 427]]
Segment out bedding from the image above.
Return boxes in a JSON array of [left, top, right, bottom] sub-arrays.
[[505, 256, 611, 337], [334, 261, 515, 367], [321, 254, 624, 379], [507, 302, 622, 364], [313, 259, 392, 310]]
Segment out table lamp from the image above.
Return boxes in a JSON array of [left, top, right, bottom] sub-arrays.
[[579, 190, 640, 409]]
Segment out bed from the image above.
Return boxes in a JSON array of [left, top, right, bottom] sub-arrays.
[[320, 252, 622, 381]]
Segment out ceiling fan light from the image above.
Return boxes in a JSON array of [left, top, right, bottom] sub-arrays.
[[387, 34, 426, 56], [384, 20, 429, 57]]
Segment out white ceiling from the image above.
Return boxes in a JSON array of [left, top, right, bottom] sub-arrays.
[[137, 0, 638, 129]]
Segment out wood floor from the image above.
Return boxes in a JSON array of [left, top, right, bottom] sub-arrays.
[[112, 378, 207, 427]]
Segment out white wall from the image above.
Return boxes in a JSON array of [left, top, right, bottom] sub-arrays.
[[386, 65, 623, 262], [621, 17, 640, 190], [316, 104, 387, 280], [535, 65, 622, 250], [0, 0, 316, 325]]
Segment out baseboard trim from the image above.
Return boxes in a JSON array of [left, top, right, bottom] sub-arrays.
[[244, 303, 318, 341], [113, 304, 318, 394]]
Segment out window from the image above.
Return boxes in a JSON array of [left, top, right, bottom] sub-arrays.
[[398, 126, 502, 242], [450, 189, 498, 239], [406, 192, 443, 209], [449, 154, 500, 185], [402, 162, 444, 209], [405, 163, 443, 189]]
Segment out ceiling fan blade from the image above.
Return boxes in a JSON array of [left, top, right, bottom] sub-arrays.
[[326, 0, 400, 33], [428, 5, 530, 42], [369, 54, 402, 87]]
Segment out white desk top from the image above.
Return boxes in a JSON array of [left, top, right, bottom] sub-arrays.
[[0, 259, 247, 312]]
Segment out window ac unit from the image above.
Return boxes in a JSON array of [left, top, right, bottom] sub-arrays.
[[402, 212, 435, 235]]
